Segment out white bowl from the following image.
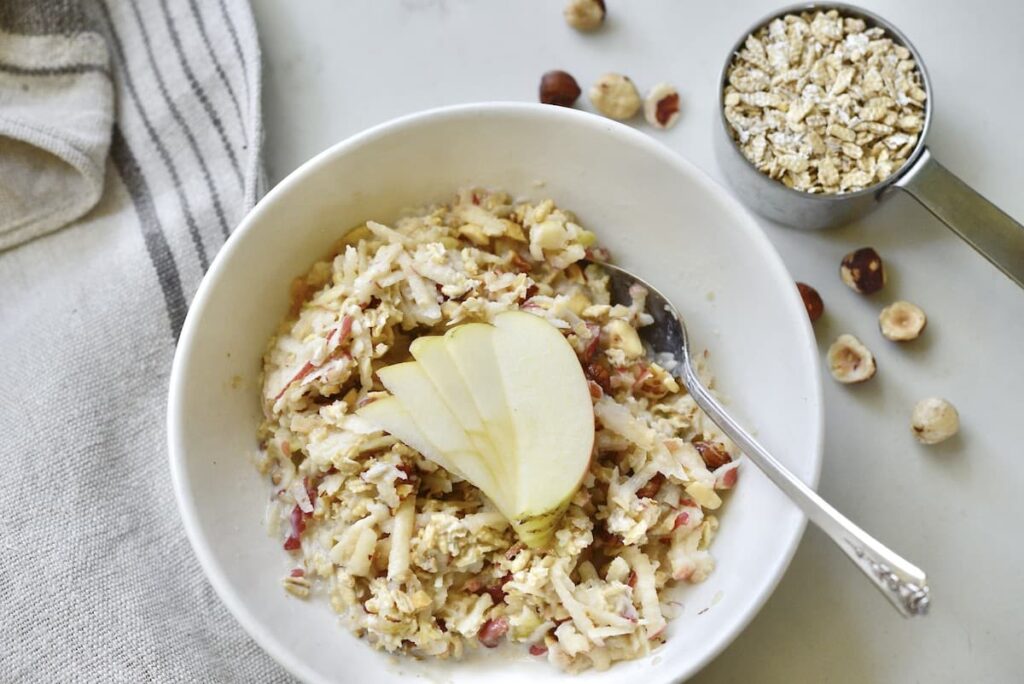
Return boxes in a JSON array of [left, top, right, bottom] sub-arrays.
[[168, 103, 823, 683]]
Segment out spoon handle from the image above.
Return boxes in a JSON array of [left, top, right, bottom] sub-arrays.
[[679, 363, 931, 618]]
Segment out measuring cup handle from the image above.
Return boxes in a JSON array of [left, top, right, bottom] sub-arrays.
[[892, 147, 1024, 288]]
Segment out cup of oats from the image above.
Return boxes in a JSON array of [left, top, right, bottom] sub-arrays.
[[715, 3, 1024, 288]]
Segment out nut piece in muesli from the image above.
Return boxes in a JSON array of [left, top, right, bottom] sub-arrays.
[[724, 9, 927, 194], [255, 189, 739, 673]]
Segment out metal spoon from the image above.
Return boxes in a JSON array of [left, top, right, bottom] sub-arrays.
[[597, 260, 931, 618]]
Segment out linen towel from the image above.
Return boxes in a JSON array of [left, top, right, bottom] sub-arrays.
[[0, 0, 287, 680]]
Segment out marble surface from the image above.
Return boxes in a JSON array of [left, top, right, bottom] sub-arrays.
[[250, 1, 1024, 681]]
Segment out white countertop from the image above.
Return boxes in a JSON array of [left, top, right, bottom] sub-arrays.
[[250, 1, 1024, 680]]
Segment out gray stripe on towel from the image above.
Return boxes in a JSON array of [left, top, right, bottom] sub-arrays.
[[0, 61, 109, 77], [111, 127, 188, 339], [158, 0, 244, 189], [185, 0, 246, 133], [95, 0, 211, 269], [216, 0, 251, 101], [125, 1, 233, 240]]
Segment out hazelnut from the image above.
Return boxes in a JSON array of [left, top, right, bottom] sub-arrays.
[[796, 282, 824, 322], [563, 0, 605, 31], [604, 318, 644, 358], [694, 440, 732, 470], [643, 82, 681, 129], [589, 73, 641, 120], [539, 70, 581, 107], [826, 334, 876, 383], [840, 247, 886, 294], [911, 397, 959, 445], [879, 300, 927, 341]]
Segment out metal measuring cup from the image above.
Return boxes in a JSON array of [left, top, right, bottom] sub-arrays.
[[714, 2, 1024, 288]]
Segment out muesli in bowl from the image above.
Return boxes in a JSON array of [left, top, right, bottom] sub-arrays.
[[255, 189, 740, 673]]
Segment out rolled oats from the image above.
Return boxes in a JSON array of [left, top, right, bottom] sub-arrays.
[[283, 573, 311, 598], [724, 9, 927, 194]]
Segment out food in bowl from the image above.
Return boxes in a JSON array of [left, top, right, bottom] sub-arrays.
[[723, 8, 927, 194], [255, 189, 740, 672]]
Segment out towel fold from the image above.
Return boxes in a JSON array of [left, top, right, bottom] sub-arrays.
[[0, 26, 113, 250]]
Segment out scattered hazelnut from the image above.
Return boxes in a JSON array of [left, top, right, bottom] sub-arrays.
[[796, 282, 824, 322], [563, 0, 605, 31], [539, 70, 581, 107], [840, 247, 886, 294], [911, 397, 959, 445], [879, 300, 927, 341], [589, 73, 641, 120], [643, 82, 681, 129], [827, 333, 876, 383]]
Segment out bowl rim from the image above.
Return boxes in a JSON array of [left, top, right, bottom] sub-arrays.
[[168, 101, 824, 683]]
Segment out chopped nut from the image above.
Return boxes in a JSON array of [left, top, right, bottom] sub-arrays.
[[713, 462, 739, 490], [840, 247, 885, 294], [502, 219, 527, 242], [643, 82, 681, 129], [911, 398, 959, 444], [530, 219, 569, 251], [685, 481, 722, 510], [604, 318, 643, 358], [565, 289, 591, 315], [539, 70, 581, 108], [563, 0, 605, 31], [694, 440, 732, 470], [723, 9, 927, 194], [827, 333, 876, 383], [458, 223, 490, 246], [589, 73, 641, 120], [411, 589, 433, 610], [796, 282, 824, 322], [879, 300, 926, 341]]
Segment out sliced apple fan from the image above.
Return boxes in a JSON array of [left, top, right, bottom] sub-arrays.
[[357, 311, 594, 548]]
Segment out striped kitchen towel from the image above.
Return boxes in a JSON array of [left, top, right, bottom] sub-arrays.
[[0, 0, 287, 681]]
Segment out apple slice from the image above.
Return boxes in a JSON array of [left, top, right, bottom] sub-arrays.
[[442, 323, 518, 475], [355, 396, 464, 479], [374, 362, 510, 513], [410, 336, 486, 434], [409, 336, 509, 484], [491, 311, 594, 547]]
